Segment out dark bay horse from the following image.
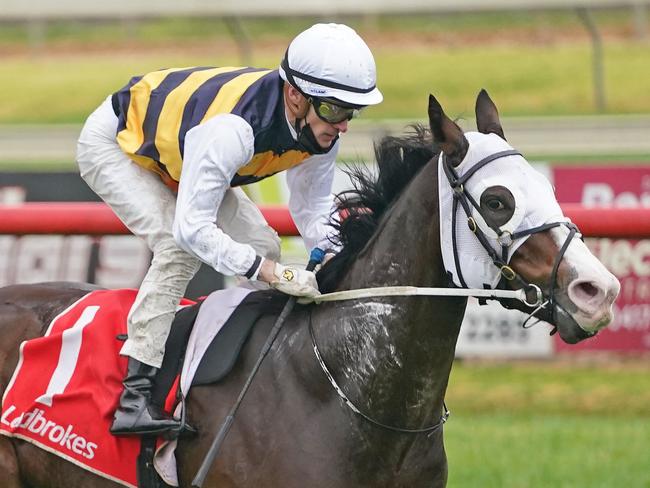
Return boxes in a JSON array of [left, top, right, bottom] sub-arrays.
[[0, 91, 619, 487]]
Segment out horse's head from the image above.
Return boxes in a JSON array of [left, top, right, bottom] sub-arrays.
[[429, 90, 620, 344]]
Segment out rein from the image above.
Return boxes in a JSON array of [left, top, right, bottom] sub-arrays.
[[304, 149, 581, 435], [304, 284, 542, 307], [308, 310, 450, 435], [304, 279, 540, 436]]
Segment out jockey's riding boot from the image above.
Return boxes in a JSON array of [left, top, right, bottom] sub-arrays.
[[110, 357, 181, 436]]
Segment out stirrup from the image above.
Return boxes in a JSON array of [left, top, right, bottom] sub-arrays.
[[161, 395, 197, 440]]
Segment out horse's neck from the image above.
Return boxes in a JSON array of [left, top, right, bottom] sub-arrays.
[[344, 160, 442, 291], [315, 160, 465, 430]]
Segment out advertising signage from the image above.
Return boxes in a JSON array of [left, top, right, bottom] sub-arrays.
[[553, 166, 650, 352]]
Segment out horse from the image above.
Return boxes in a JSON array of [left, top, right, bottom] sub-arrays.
[[0, 90, 620, 488]]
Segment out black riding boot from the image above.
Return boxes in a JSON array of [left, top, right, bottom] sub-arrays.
[[110, 357, 181, 436]]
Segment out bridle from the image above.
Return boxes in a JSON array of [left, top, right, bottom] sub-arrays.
[[308, 310, 450, 436], [307, 148, 582, 436], [442, 149, 581, 329]]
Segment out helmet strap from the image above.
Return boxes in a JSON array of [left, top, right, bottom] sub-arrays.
[[294, 118, 337, 155], [284, 71, 337, 155]]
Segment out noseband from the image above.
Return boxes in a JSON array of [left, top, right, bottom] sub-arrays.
[[442, 149, 580, 328]]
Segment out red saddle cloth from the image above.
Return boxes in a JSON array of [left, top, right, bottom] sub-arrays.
[[0, 289, 189, 488]]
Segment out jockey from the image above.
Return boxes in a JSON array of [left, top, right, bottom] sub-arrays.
[[76, 23, 382, 436]]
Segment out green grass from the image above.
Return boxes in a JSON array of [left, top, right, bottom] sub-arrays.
[[530, 153, 650, 164], [442, 360, 650, 487], [447, 360, 650, 416], [2, 41, 649, 124], [445, 414, 650, 488], [373, 42, 650, 119], [0, 160, 78, 171], [1, 12, 649, 123]]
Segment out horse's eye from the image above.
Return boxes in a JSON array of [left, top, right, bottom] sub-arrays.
[[485, 198, 505, 211], [481, 186, 515, 226]]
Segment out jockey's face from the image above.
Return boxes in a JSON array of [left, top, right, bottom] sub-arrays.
[[304, 104, 349, 149], [284, 83, 349, 150]]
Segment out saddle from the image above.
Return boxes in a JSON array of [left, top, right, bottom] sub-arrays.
[[140, 288, 288, 488], [153, 288, 288, 404]]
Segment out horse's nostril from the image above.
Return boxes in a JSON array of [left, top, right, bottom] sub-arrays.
[[568, 280, 607, 315], [578, 281, 599, 300]]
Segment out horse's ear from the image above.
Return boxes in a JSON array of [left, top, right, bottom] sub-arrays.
[[475, 89, 506, 140], [428, 94, 468, 167]]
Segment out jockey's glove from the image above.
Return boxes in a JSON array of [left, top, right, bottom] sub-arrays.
[[269, 262, 321, 298]]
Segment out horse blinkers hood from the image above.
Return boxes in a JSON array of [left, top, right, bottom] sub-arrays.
[[432, 91, 580, 337]]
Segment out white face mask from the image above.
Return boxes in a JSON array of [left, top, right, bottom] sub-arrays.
[[438, 132, 568, 289]]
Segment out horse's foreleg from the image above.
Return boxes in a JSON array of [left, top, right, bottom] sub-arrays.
[[0, 436, 22, 488]]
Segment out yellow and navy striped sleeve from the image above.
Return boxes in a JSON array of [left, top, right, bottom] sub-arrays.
[[113, 67, 313, 186], [115, 67, 268, 180]]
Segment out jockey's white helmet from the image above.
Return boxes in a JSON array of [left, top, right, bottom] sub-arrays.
[[279, 23, 383, 107]]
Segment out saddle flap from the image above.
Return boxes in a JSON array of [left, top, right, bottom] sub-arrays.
[[192, 290, 287, 386]]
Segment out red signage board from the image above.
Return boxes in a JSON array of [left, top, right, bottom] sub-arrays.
[[553, 166, 650, 352]]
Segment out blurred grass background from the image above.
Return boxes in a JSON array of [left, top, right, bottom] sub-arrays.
[[446, 359, 650, 487], [1, 10, 649, 123]]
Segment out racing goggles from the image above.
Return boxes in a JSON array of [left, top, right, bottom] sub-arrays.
[[309, 97, 364, 124]]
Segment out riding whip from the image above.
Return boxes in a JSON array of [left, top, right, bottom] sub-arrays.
[[191, 248, 325, 488]]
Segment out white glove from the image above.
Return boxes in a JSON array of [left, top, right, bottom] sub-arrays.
[[269, 263, 320, 298]]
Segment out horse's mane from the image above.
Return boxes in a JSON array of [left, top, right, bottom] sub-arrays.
[[317, 124, 438, 293]]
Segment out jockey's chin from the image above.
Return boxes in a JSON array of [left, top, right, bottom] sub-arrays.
[[308, 113, 348, 149], [317, 132, 338, 147]]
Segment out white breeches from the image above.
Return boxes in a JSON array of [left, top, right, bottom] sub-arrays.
[[76, 96, 280, 367]]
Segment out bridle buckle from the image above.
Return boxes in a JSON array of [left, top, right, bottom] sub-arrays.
[[497, 230, 513, 247], [500, 265, 516, 281], [467, 217, 478, 233]]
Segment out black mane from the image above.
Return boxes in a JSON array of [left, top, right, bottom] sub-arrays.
[[317, 124, 438, 292]]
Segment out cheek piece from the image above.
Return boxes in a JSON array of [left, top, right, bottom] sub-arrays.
[[442, 149, 581, 333]]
